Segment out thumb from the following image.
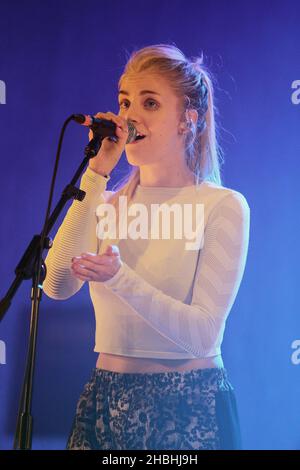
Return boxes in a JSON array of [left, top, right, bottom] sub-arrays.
[[105, 244, 119, 256]]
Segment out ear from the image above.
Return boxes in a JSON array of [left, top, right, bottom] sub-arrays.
[[187, 109, 198, 127], [178, 109, 198, 135]]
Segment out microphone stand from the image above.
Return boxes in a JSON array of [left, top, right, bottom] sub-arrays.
[[0, 133, 103, 450]]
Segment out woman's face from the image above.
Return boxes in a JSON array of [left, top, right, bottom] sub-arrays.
[[118, 72, 185, 167]]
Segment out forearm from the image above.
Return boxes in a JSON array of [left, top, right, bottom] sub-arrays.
[[43, 167, 110, 300]]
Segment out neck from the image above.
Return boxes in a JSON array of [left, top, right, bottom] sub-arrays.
[[139, 162, 195, 188]]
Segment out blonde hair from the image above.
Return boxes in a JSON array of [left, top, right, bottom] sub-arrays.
[[108, 43, 224, 208]]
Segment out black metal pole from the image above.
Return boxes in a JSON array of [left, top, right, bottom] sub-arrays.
[[11, 155, 95, 449], [0, 136, 103, 449]]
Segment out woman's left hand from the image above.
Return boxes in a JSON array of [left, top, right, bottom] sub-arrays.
[[71, 244, 122, 282]]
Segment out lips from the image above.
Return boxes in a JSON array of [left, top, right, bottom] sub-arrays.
[[128, 138, 146, 145], [128, 133, 147, 145]]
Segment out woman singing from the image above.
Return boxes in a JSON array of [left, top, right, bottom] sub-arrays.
[[43, 44, 250, 450]]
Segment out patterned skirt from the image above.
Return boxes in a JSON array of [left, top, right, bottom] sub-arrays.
[[66, 367, 242, 450]]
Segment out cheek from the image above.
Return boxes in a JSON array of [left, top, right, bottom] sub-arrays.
[[156, 124, 180, 147], [152, 120, 178, 141]]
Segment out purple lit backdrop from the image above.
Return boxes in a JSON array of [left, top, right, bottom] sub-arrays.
[[0, 0, 299, 450]]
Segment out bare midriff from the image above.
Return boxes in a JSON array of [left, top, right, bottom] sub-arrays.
[[96, 352, 224, 374]]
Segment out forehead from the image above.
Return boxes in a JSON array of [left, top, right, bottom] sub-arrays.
[[119, 72, 176, 97]]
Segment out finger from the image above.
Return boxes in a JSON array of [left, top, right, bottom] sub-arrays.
[[80, 253, 117, 265], [71, 267, 93, 281], [104, 112, 128, 131], [105, 245, 115, 255], [105, 245, 119, 256], [71, 256, 82, 262], [94, 112, 128, 131], [110, 245, 120, 255], [72, 261, 99, 275], [71, 272, 91, 281], [115, 125, 129, 139]]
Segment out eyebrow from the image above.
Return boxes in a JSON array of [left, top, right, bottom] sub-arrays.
[[118, 89, 161, 96]]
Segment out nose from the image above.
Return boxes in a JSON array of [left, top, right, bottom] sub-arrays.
[[122, 102, 141, 125]]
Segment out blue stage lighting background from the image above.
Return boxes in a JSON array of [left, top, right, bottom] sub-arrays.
[[0, 0, 299, 450]]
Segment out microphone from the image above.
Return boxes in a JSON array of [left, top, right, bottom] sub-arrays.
[[72, 114, 137, 144]]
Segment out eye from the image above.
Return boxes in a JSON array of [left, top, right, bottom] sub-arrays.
[[119, 100, 130, 109], [145, 98, 159, 109], [118, 98, 159, 110]]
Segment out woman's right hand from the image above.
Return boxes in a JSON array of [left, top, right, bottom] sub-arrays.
[[88, 111, 129, 176]]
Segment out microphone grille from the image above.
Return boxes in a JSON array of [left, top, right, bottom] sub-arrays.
[[127, 121, 137, 144]]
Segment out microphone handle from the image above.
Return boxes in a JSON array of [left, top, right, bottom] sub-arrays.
[[72, 114, 136, 144]]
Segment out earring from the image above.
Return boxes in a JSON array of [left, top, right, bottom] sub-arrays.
[[179, 114, 194, 135], [178, 123, 185, 135]]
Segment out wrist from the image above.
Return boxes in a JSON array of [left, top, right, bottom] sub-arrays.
[[88, 165, 110, 178]]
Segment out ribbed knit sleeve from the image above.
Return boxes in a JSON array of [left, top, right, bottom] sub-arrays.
[[42, 167, 111, 300], [101, 192, 250, 357]]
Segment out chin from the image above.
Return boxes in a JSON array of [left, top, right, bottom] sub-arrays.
[[125, 151, 153, 167]]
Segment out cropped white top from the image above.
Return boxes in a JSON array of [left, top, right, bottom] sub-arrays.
[[43, 166, 250, 359]]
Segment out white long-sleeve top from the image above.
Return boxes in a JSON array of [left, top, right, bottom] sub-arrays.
[[43, 166, 250, 359]]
